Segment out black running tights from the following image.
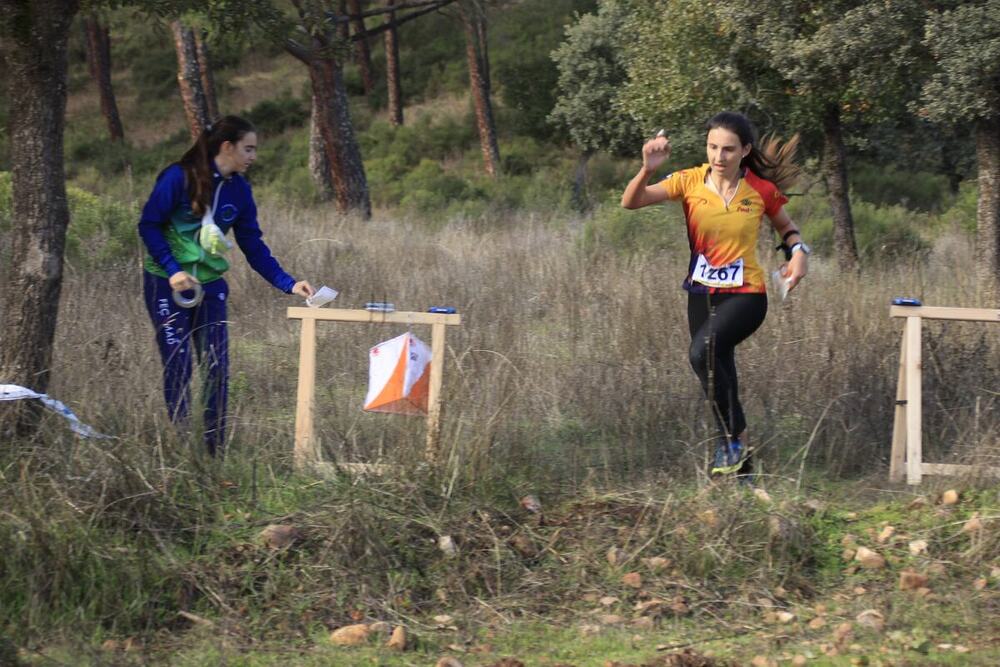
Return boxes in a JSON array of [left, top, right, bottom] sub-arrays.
[[687, 292, 768, 441]]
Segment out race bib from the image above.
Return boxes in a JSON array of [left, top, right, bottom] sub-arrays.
[[692, 254, 744, 288]]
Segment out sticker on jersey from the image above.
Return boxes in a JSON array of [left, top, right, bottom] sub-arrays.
[[691, 254, 744, 288]]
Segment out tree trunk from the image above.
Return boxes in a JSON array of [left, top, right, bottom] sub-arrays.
[[194, 31, 220, 121], [461, 3, 500, 177], [975, 116, 1000, 304], [309, 93, 336, 202], [0, 0, 80, 436], [307, 55, 372, 217], [822, 104, 859, 271], [171, 19, 210, 142], [347, 0, 375, 97], [385, 0, 403, 126], [83, 14, 123, 142]]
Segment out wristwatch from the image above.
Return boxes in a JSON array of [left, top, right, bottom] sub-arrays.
[[790, 241, 811, 256]]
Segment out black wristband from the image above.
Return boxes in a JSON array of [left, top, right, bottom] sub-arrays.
[[776, 242, 793, 261], [781, 229, 800, 243]]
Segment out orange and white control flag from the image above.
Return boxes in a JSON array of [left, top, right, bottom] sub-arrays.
[[363, 332, 431, 415]]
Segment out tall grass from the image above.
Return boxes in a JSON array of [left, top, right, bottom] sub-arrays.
[[2, 201, 997, 646]]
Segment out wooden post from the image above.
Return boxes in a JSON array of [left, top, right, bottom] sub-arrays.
[[889, 329, 907, 483], [425, 321, 447, 461], [888, 305, 1000, 484], [286, 307, 462, 471], [904, 316, 922, 485], [294, 315, 318, 468]]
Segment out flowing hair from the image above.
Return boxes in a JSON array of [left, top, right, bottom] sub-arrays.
[[704, 111, 800, 193], [177, 115, 256, 216]]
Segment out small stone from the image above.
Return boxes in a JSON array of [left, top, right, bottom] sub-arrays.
[[855, 609, 885, 632], [853, 586, 867, 595], [774, 586, 788, 599], [433, 615, 455, 626], [955, 645, 970, 653], [631, 617, 654, 630], [330, 624, 370, 646], [599, 596, 620, 607], [908, 539, 928, 556], [899, 570, 929, 591], [386, 626, 407, 651], [941, 489, 959, 505], [753, 488, 773, 504], [842, 548, 856, 562], [621, 572, 642, 588], [991, 566, 1000, 580], [841, 534, 858, 548]]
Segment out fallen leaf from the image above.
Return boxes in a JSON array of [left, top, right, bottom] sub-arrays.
[[753, 488, 773, 504], [973, 578, 987, 590], [634, 599, 663, 615], [369, 621, 391, 634], [808, 617, 826, 630], [600, 596, 620, 607], [916, 587, 932, 597], [899, 570, 930, 591], [842, 548, 856, 562], [792, 656, 808, 666], [991, 566, 1000, 580], [387, 626, 407, 651], [941, 489, 959, 505], [433, 615, 455, 626], [606, 547, 626, 567], [855, 609, 885, 632], [961, 515, 983, 534], [641, 556, 670, 572], [669, 597, 690, 615], [438, 535, 457, 557], [774, 586, 788, 599], [776, 611, 796, 624], [578, 623, 602, 636], [841, 534, 859, 548], [259, 524, 298, 549], [853, 586, 867, 595], [520, 495, 542, 513], [907, 496, 928, 510], [854, 547, 886, 570], [699, 509, 719, 527], [330, 624, 370, 646], [908, 539, 928, 556], [621, 572, 642, 589], [435, 659, 464, 667], [833, 622, 853, 644], [599, 614, 624, 625]]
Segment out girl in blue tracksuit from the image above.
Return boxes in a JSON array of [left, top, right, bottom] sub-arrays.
[[138, 115, 314, 455]]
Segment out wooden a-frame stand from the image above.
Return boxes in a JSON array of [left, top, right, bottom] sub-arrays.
[[889, 304, 1000, 485], [287, 307, 462, 471]]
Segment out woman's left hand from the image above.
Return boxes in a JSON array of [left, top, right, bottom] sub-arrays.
[[781, 252, 808, 292], [292, 280, 315, 298]]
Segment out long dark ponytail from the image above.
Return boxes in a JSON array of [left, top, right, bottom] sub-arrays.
[[177, 115, 256, 216], [704, 111, 800, 193]]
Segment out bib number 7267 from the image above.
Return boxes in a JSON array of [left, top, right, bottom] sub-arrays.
[[692, 254, 744, 288]]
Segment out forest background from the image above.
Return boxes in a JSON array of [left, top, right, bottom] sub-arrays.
[[0, 0, 998, 665]]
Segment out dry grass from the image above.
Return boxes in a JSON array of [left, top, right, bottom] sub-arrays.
[[45, 204, 1000, 487]]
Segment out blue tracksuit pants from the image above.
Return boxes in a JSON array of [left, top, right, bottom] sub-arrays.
[[143, 271, 229, 455]]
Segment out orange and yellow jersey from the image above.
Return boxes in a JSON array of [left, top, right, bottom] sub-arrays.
[[658, 164, 787, 294]]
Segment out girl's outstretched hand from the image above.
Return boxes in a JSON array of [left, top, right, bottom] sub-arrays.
[[292, 280, 315, 298], [642, 133, 671, 172], [781, 252, 808, 292]]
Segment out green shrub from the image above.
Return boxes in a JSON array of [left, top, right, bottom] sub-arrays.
[[399, 159, 478, 213], [582, 200, 685, 254], [938, 180, 977, 233], [244, 92, 308, 136], [849, 162, 954, 212]]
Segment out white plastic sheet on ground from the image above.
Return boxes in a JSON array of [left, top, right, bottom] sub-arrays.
[[0, 384, 108, 438], [363, 332, 431, 415]]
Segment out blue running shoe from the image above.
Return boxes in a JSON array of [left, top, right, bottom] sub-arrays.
[[711, 438, 746, 476]]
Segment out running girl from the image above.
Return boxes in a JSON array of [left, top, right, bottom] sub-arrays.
[[621, 111, 809, 477]]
